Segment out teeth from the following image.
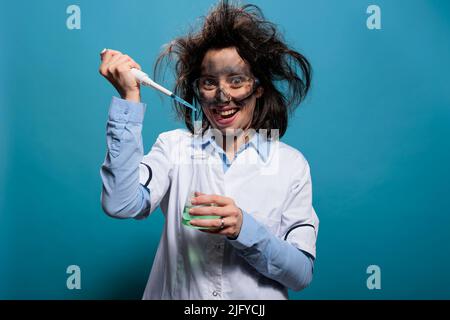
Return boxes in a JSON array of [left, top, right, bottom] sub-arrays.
[[219, 108, 238, 116]]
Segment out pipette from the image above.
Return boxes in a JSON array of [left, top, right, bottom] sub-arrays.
[[130, 68, 196, 112]]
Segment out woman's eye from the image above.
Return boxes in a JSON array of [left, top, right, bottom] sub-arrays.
[[201, 78, 217, 89], [229, 76, 245, 87]]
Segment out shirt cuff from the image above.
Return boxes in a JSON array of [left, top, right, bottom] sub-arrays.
[[227, 211, 265, 250], [108, 96, 147, 123]]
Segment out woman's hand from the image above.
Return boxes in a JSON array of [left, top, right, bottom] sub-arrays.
[[189, 192, 243, 238], [99, 49, 142, 102]]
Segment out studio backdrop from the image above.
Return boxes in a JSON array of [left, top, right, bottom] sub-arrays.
[[1, 0, 449, 299]]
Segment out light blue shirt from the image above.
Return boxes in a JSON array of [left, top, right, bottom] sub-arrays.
[[100, 97, 315, 297]]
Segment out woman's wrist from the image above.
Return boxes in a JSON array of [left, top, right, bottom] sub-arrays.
[[122, 90, 141, 103]]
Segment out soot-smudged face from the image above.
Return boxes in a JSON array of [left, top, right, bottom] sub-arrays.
[[197, 47, 263, 134]]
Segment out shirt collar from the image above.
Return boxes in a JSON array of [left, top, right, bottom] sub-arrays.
[[194, 129, 270, 162]]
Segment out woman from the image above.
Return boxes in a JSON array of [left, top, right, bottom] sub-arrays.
[[99, 0, 319, 299]]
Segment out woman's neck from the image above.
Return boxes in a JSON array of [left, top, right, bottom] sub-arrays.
[[219, 129, 253, 162]]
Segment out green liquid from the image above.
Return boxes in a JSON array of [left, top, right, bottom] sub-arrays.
[[182, 205, 220, 230]]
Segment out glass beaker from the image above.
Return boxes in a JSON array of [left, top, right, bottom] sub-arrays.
[[182, 127, 220, 229], [182, 191, 219, 229]]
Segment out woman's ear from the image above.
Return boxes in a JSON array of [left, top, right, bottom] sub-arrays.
[[255, 86, 264, 98]]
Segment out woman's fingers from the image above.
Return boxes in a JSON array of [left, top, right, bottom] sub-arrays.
[[190, 217, 223, 229], [188, 195, 243, 238], [98, 48, 141, 100], [189, 205, 228, 216], [190, 216, 239, 236], [100, 49, 121, 64], [99, 51, 123, 76], [191, 194, 232, 207], [106, 54, 130, 73], [100, 50, 141, 78], [132, 60, 142, 70]]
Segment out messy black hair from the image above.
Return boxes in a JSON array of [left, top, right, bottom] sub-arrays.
[[154, 0, 311, 138]]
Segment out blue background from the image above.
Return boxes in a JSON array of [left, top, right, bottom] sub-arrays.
[[1, 0, 449, 299]]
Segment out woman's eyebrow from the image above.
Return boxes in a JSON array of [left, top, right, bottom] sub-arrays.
[[221, 66, 248, 74], [201, 69, 249, 77], [201, 65, 250, 77]]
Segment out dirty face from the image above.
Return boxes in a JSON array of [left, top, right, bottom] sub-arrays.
[[196, 47, 263, 134]]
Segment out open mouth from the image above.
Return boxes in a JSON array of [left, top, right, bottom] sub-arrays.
[[213, 108, 239, 118], [211, 107, 240, 126]]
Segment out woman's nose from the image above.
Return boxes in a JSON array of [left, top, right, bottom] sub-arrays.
[[215, 86, 231, 103]]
